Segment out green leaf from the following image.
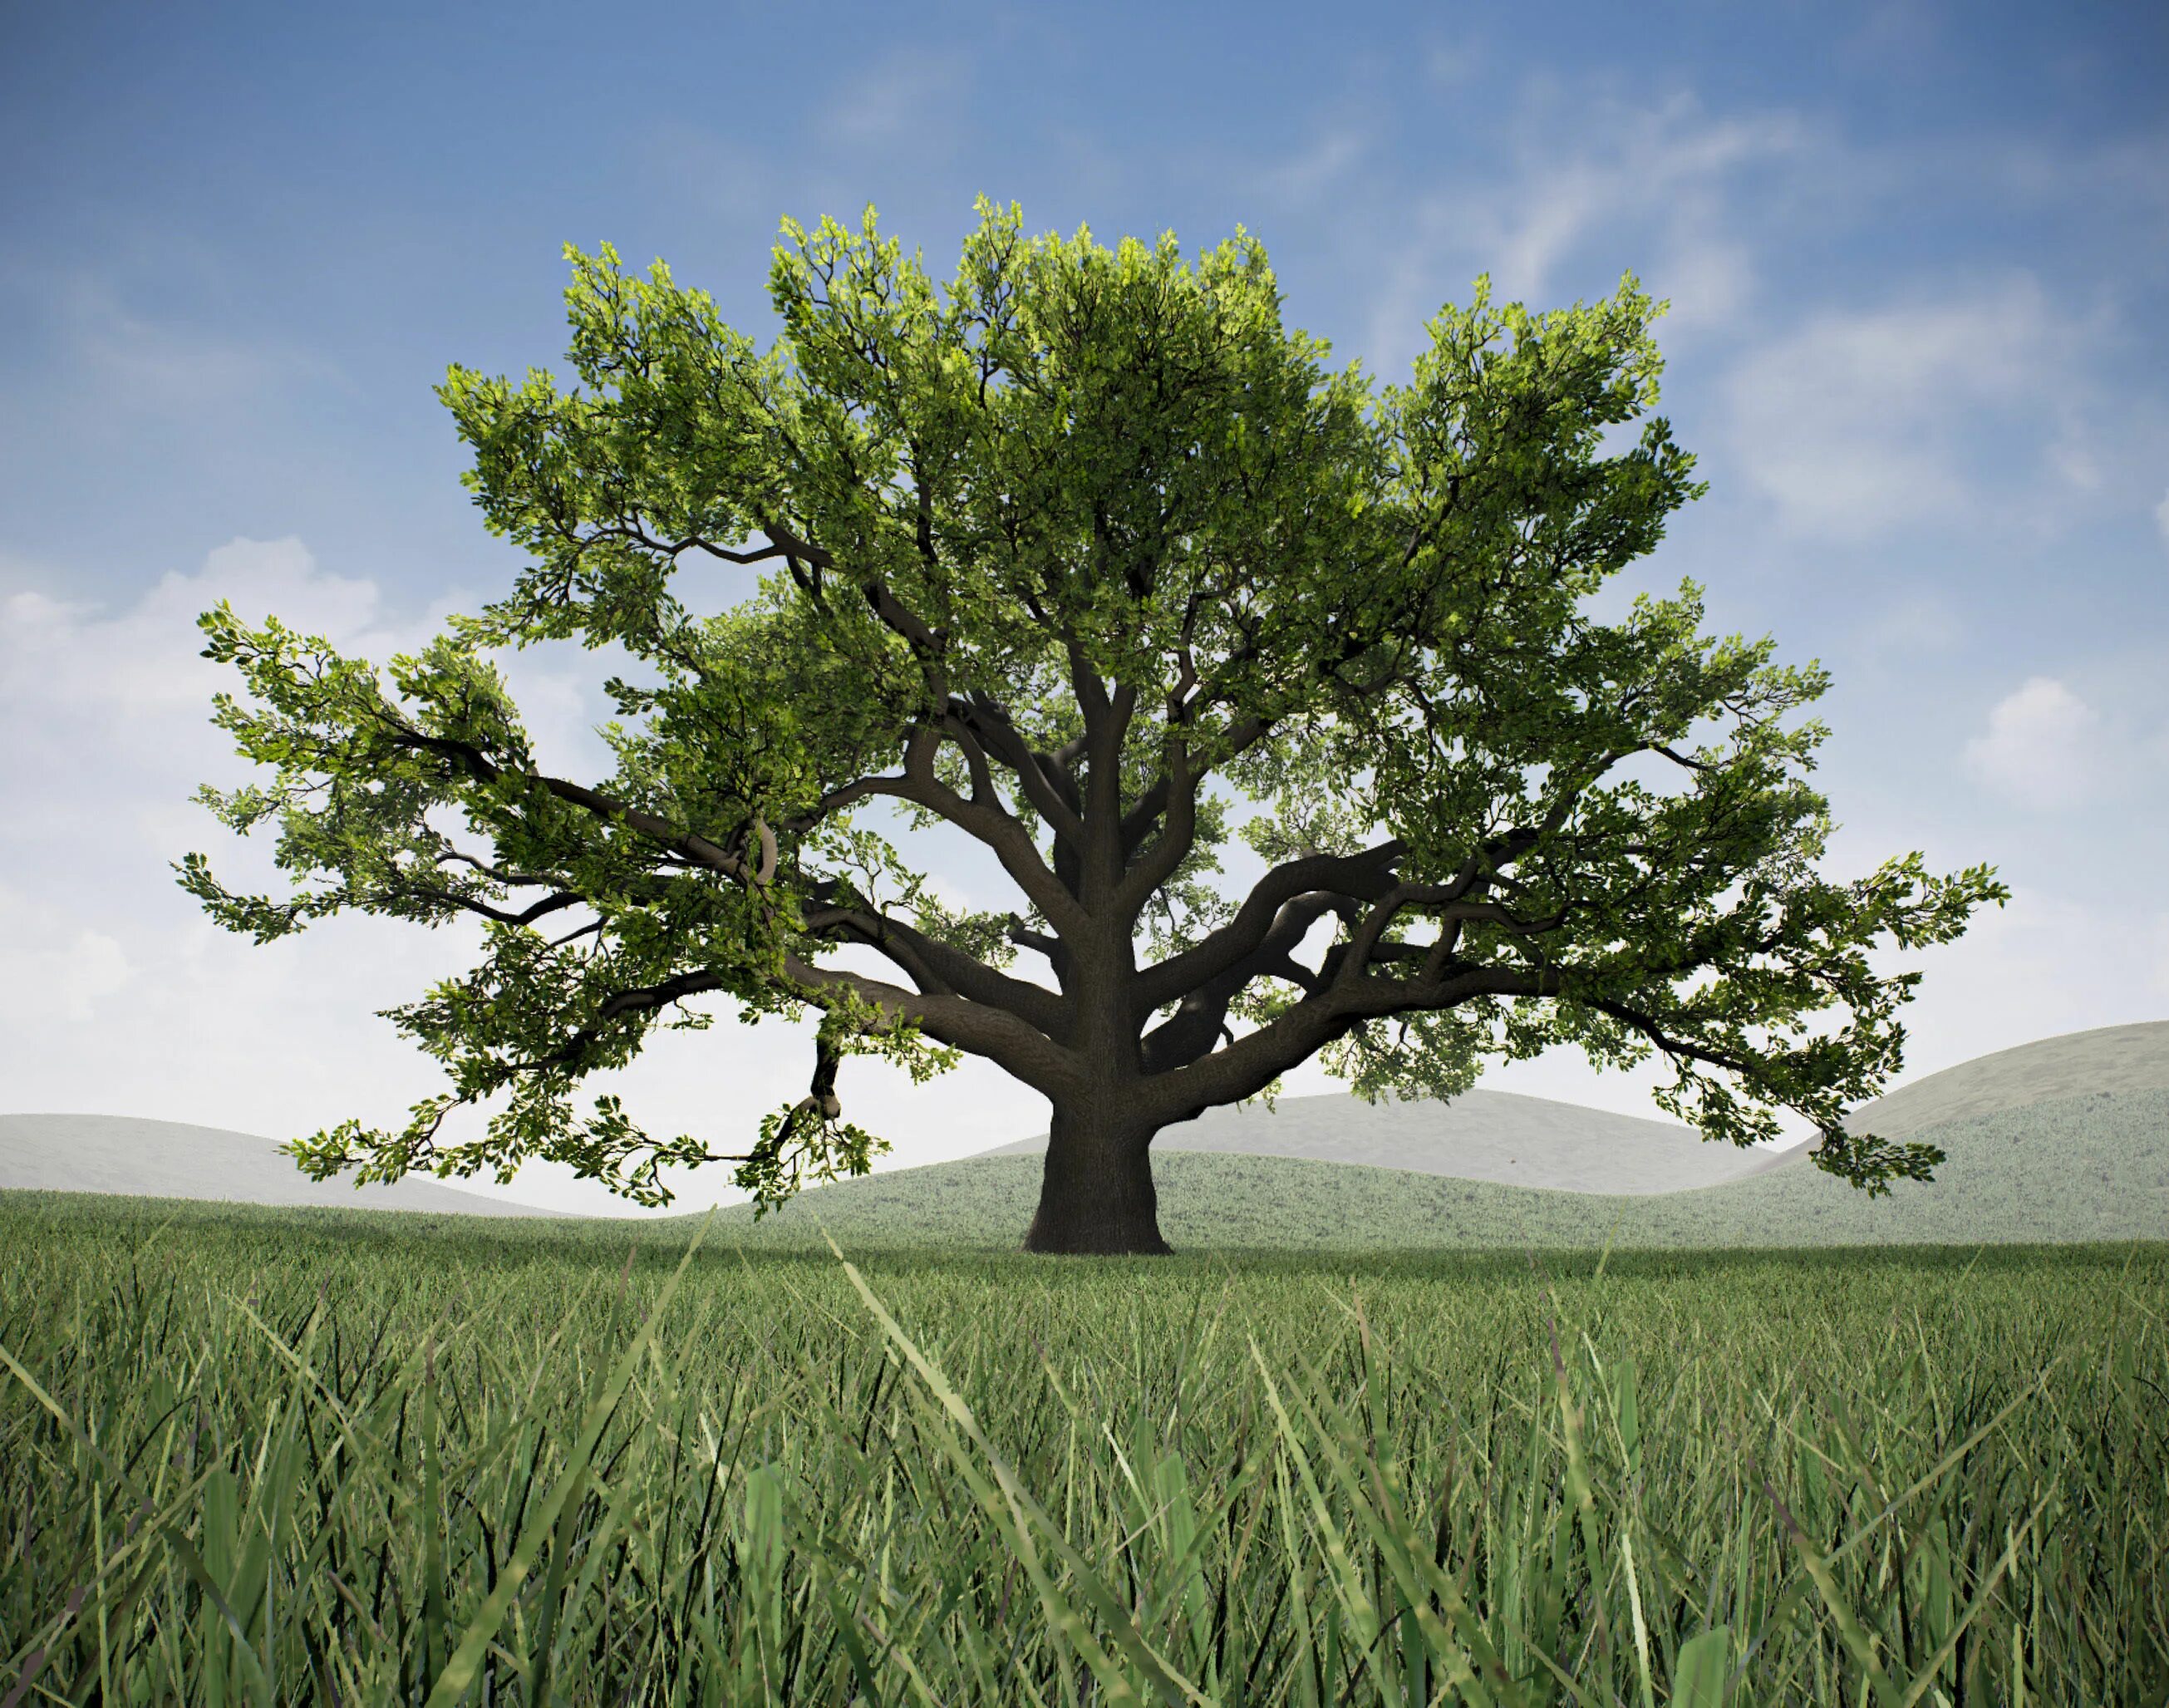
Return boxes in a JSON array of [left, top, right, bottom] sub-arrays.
[[1670, 1627, 1734, 1706]]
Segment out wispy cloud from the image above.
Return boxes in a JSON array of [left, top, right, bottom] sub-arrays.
[[0, 902, 130, 1029], [1719, 272, 2095, 541], [1347, 91, 1812, 387], [44, 271, 346, 415], [634, 43, 990, 264], [817, 46, 978, 157], [1252, 130, 1373, 209], [1838, 0, 1945, 70], [0, 534, 672, 976]]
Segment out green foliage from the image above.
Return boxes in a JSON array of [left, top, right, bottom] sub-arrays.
[[2, 1196, 2163, 1701], [173, 195, 2009, 1222]]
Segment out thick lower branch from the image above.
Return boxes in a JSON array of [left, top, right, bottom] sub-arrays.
[[779, 953, 1079, 1100], [1138, 890, 1360, 1074], [1134, 824, 1556, 1020], [1133, 839, 1410, 1014], [1134, 962, 1556, 1127], [800, 903, 1069, 1036]]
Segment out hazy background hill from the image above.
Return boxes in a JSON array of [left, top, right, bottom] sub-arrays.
[[0, 1114, 563, 1216], [981, 1021, 2169, 1183], [5, 1021, 2165, 1244], [710, 1092, 2169, 1252], [711, 1021, 2169, 1249], [976, 1086, 1805, 1193]]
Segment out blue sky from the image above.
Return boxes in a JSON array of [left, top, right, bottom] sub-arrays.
[[2, 0, 2164, 1214]]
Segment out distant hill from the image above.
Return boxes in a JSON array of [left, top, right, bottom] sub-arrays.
[[1822, 1018, 2169, 1142], [978, 1020, 2169, 1192], [707, 1021, 2169, 1250], [707, 1087, 2169, 1251], [0, 1114, 563, 1217], [7, 1021, 2165, 1240], [976, 1086, 1801, 1194]]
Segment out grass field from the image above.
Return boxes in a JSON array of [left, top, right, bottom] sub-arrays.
[[2, 1190, 2164, 1705]]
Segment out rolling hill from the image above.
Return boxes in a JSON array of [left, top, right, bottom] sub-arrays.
[[976, 1085, 1804, 1192], [706, 1021, 2169, 1250], [0, 1114, 563, 1216], [6, 1021, 2165, 1246]]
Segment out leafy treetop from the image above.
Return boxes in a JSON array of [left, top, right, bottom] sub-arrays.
[[175, 196, 2009, 1211]]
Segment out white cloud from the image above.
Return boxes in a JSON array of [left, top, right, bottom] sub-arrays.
[[2044, 409, 2103, 492], [1309, 81, 2166, 546], [1486, 160, 1609, 305], [1249, 72, 2147, 544], [1720, 273, 2091, 541], [0, 909, 131, 1028], [1961, 677, 2112, 810], [1478, 108, 1799, 313], [2155, 486, 2169, 549], [1652, 229, 1754, 337], [0, 539, 464, 854], [0, 545, 66, 602]]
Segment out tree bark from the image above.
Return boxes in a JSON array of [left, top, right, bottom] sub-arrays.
[[1022, 1099, 1172, 1255]]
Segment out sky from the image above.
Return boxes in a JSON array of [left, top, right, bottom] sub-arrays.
[[2, 0, 2165, 1217]]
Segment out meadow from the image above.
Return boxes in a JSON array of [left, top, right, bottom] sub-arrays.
[[2, 1191, 2163, 1705]]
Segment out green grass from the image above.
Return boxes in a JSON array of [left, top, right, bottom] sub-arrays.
[[2, 1190, 2165, 1704], [713, 1086, 2169, 1252]]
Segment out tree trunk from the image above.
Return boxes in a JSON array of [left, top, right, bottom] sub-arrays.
[[1023, 1100, 1171, 1255]]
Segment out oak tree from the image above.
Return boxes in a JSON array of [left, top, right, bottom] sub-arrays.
[[176, 197, 2009, 1253]]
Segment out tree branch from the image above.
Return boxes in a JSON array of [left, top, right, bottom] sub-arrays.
[[1133, 837, 1413, 1015], [365, 713, 780, 889], [1134, 959, 1554, 1126], [1138, 888, 1359, 1074], [777, 952, 1079, 1100], [799, 899, 1068, 1036], [500, 966, 733, 1077]]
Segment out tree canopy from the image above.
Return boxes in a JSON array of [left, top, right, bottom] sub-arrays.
[[175, 195, 2008, 1251]]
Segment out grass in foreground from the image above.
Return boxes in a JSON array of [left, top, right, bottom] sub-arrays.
[[2, 1192, 2164, 1705]]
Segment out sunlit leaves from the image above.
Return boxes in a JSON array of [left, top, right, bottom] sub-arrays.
[[174, 195, 2008, 1219]]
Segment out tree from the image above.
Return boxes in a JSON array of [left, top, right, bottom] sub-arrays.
[[175, 196, 2009, 1254]]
